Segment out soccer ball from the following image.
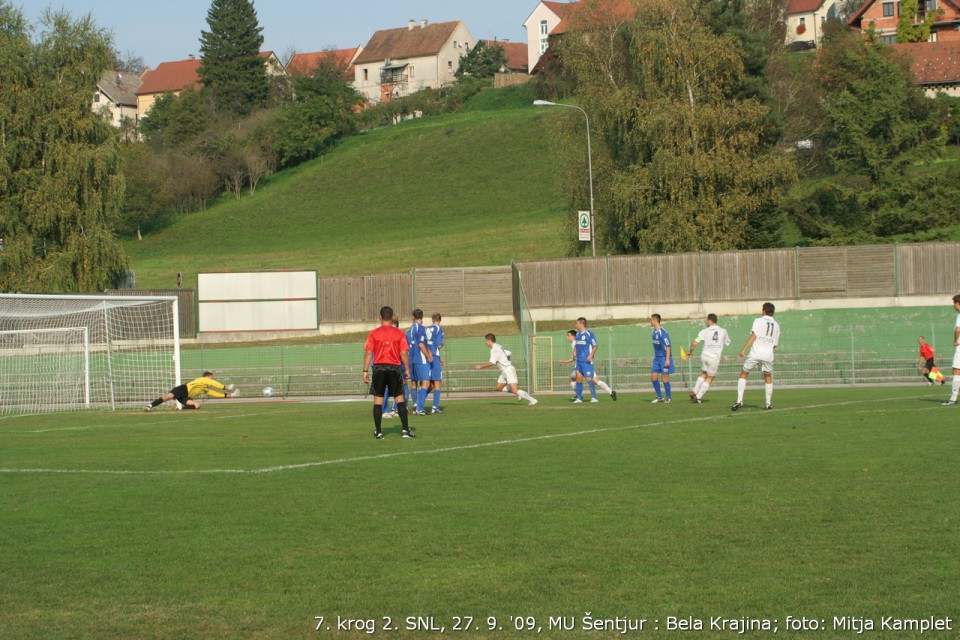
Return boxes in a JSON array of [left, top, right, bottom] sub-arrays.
[[262, 387, 274, 397]]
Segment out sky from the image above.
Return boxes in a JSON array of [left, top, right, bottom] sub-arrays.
[[24, 1, 535, 67]]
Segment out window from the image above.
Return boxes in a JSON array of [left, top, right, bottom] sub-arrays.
[[363, 68, 368, 82], [800, 17, 806, 24], [540, 39, 549, 54], [448, 60, 453, 73], [540, 19, 548, 36], [93, 93, 100, 103], [880, 33, 897, 43], [882, 1, 894, 15], [925, 0, 937, 10], [409, 66, 415, 79]]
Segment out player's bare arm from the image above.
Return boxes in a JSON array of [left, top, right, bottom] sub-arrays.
[[740, 332, 757, 358], [588, 346, 597, 363], [420, 342, 433, 364]]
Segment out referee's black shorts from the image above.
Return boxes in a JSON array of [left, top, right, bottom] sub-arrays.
[[925, 358, 936, 370], [370, 364, 404, 398]]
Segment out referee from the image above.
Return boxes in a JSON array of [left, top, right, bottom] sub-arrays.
[[363, 305, 416, 439]]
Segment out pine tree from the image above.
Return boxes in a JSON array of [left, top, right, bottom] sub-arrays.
[[198, 0, 268, 115], [0, 5, 130, 292]]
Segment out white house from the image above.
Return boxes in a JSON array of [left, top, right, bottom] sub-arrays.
[[522, 1, 578, 74], [353, 20, 475, 104], [93, 70, 142, 129], [784, 0, 839, 49]]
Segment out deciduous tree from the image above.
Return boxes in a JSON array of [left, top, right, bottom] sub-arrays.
[[0, 5, 129, 291]]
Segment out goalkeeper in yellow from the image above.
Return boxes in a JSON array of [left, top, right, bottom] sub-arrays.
[[145, 372, 238, 411]]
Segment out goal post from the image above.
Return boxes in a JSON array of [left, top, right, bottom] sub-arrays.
[[0, 294, 180, 413]]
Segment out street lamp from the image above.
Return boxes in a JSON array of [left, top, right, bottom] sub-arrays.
[[533, 99, 595, 257]]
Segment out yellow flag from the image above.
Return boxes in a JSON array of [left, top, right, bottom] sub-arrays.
[[680, 346, 687, 360]]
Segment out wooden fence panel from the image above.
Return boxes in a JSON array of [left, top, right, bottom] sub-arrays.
[[318, 276, 364, 323], [521, 258, 606, 308], [364, 274, 413, 321], [899, 243, 960, 295], [416, 269, 466, 315], [606, 253, 698, 304], [463, 267, 513, 315], [846, 245, 895, 297], [798, 247, 847, 298]]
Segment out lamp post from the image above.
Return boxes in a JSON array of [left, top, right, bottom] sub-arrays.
[[533, 99, 595, 257]]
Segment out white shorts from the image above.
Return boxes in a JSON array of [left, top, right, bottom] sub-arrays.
[[743, 355, 773, 375], [953, 347, 960, 370], [700, 352, 721, 377], [497, 366, 519, 386]]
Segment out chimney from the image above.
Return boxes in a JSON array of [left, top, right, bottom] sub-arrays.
[[420, 19, 428, 28], [408, 20, 416, 30], [188, 54, 195, 60]]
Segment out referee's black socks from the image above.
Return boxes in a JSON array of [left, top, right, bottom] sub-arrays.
[[396, 402, 409, 430], [373, 405, 383, 433]]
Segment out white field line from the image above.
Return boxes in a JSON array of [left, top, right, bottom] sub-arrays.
[[7, 410, 287, 434], [0, 394, 933, 476]]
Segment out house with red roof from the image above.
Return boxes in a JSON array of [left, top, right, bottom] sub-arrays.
[[481, 39, 529, 74], [848, 0, 960, 44], [135, 52, 286, 117], [135, 57, 203, 117], [286, 47, 363, 79], [353, 19, 475, 104], [784, 0, 839, 49], [892, 40, 960, 96], [523, 1, 578, 74]]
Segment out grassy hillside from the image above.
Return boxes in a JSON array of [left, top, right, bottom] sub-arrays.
[[123, 89, 569, 290]]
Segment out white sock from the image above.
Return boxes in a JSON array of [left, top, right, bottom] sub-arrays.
[[570, 380, 577, 390], [692, 377, 704, 395], [765, 383, 773, 406], [697, 381, 710, 399], [517, 389, 532, 401], [597, 380, 612, 394], [736, 378, 746, 403], [951, 377, 960, 402]]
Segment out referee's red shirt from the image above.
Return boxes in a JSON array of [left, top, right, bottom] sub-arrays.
[[365, 325, 409, 365]]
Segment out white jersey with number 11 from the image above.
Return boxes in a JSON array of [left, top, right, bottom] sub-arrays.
[[750, 316, 780, 359]]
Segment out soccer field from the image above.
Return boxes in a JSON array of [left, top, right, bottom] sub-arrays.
[[2, 387, 958, 639]]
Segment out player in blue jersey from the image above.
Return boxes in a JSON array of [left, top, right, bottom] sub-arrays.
[[567, 317, 617, 403], [407, 308, 434, 415], [650, 313, 674, 403], [559, 326, 616, 402], [427, 313, 445, 414]]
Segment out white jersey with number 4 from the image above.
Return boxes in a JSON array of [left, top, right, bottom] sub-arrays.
[[697, 326, 731, 356], [749, 316, 780, 360]]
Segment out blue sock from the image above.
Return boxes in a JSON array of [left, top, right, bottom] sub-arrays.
[[664, 381, 672, 400], [432, 389, 441, 410], [575, 382, 583, 400], [653, 380, 662, 398], [417, 388, 428, 412], [588, 381, 597, 399]]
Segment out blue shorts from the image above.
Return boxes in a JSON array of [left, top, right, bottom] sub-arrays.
[[575, 362, 595, 379], [412, 363, 432, 382], [652, 358, 675, 374], [429, 359, 442, 381]]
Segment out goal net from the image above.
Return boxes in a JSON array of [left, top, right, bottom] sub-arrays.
[[0, 294, 180, 413]]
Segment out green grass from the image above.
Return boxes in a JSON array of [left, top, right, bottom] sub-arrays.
[[123, 92, 568, 290], [3, 387, 959, 638]]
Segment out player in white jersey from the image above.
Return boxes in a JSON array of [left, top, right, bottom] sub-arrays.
[[685, 313, 730, 403], [732, 302, 780, 411], [944, 294, 960, 406], [474, 333, 538, 405]]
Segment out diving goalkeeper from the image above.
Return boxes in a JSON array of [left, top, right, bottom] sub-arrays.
[[145, 372, 238, 411]]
